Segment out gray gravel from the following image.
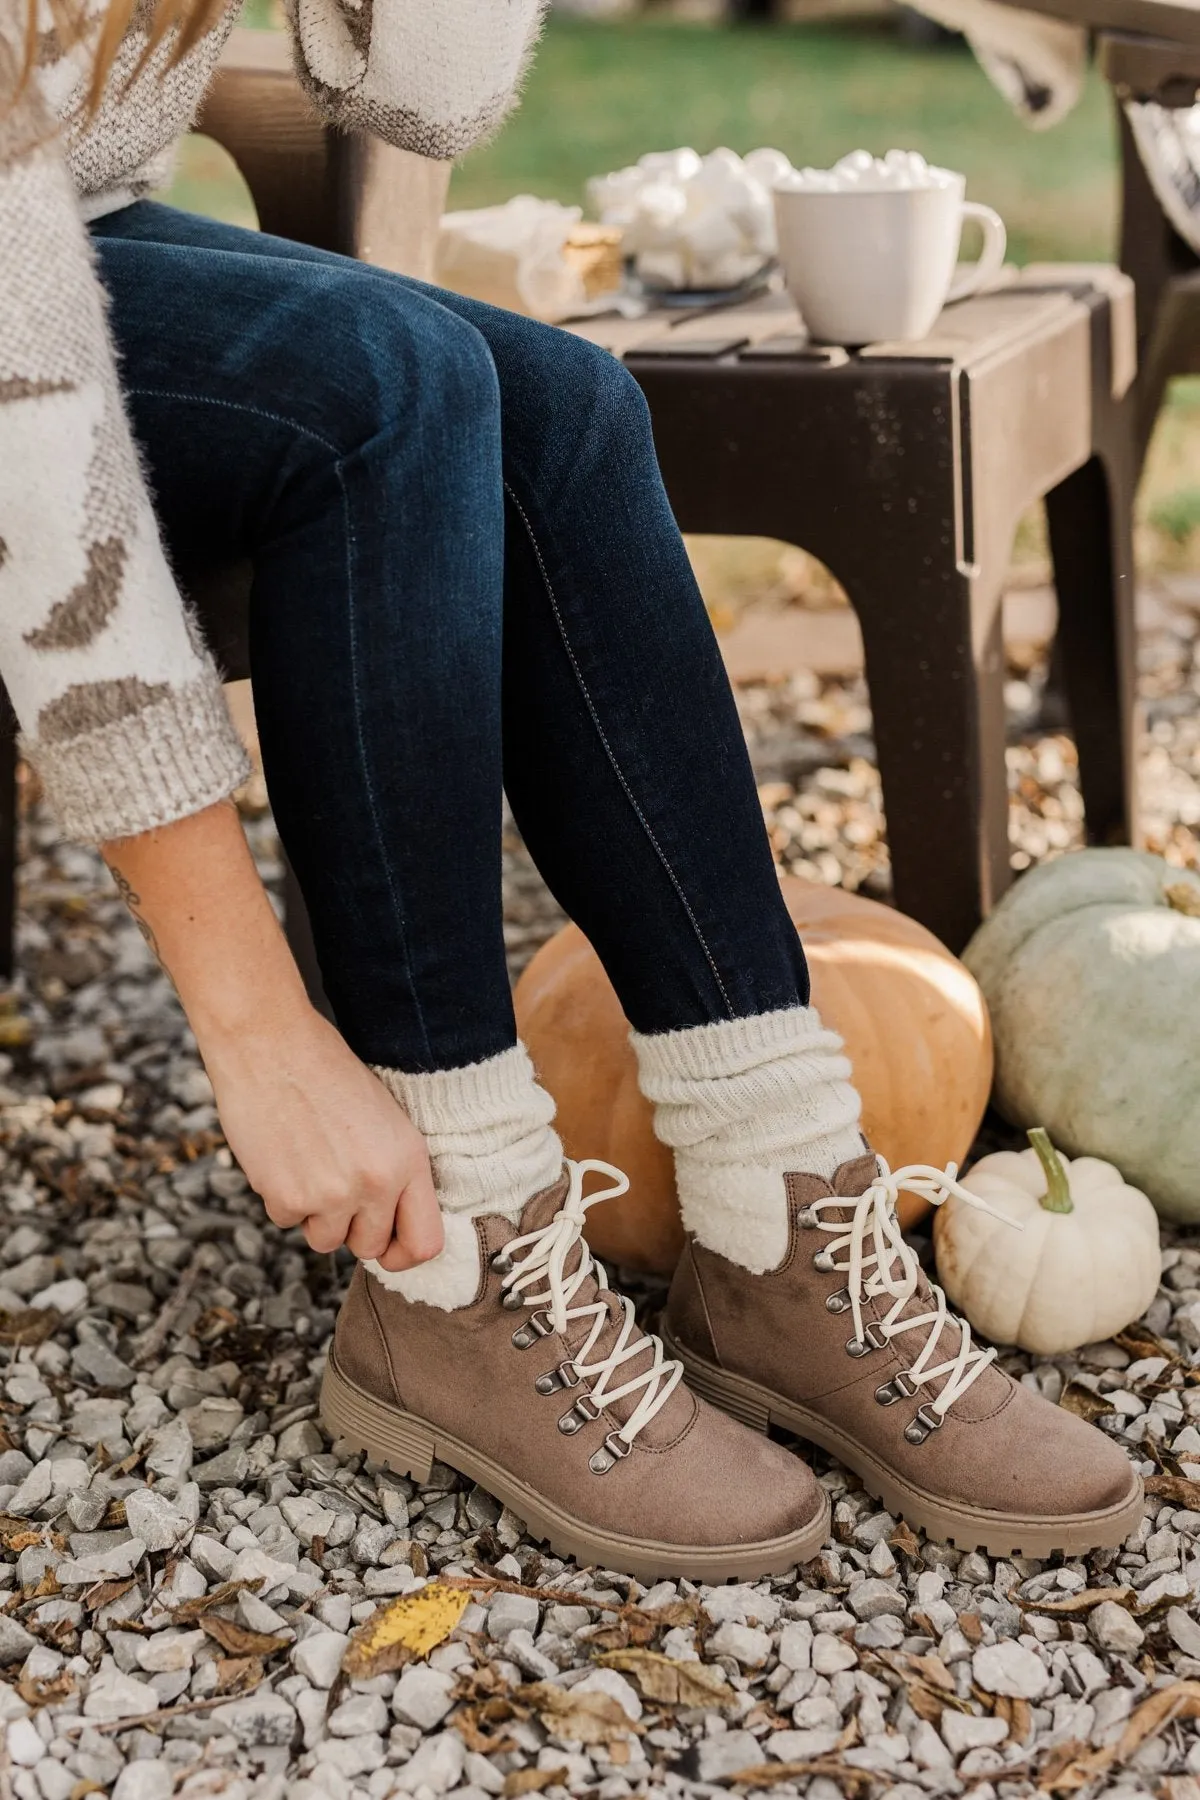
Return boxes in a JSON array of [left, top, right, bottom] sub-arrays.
[[0, 611, 1197, 1797]]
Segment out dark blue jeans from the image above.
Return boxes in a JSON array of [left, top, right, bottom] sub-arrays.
[[91, 202, 809, 1072]]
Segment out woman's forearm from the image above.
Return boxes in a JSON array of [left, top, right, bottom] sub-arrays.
[[100, 800, 443, 1270], [101, 798, 309, 1044]]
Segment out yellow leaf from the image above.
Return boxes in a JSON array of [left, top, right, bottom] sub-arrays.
[[343, 1582, 471, 1678], [596, 1649, 736, 1709]]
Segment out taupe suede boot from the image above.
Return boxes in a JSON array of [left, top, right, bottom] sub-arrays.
[[322, 1163, 830, 1581], [662, 1153, 1144, 1558]]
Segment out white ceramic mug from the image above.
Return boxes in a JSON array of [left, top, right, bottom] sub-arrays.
[[772, 172, 1006, 346]]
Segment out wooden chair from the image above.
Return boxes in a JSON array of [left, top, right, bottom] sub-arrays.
[[989, 0, 1200, 470]]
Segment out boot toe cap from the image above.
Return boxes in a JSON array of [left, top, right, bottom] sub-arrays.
[[650, 1397, 827, 1549]]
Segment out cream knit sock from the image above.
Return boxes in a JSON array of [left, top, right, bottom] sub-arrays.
[[632, 1006, 867, 1274], [364, 1044, 563, 1309]]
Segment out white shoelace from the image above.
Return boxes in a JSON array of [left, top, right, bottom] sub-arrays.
[[497, 1158, 684, 1462], [808, 1158, 1021, 1432]]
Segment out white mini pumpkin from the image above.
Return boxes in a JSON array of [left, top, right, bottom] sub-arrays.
[[964, 848, 1200, 1221], [933, 1128, 1162, 1355]]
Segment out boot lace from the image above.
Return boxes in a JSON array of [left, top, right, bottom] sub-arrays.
[[495, 1158, 684, 1471], [806, 1158, 1020, 1441]]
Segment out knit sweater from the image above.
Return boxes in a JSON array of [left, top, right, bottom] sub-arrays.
[[0, 0, 543, 844]]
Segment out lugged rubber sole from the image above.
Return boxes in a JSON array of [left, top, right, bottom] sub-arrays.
[[662, 1330, 1144, 1559], [320, 1355, 830, 1582]]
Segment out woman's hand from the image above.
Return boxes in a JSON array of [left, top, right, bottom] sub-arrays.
[[102, 801, 444, 1272], [201, 1004, 444, 1272]]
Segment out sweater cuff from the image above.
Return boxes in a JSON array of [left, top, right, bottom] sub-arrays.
[[25, 672, 252, 845]]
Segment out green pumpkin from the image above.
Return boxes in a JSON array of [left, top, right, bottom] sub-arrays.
[[964, 848, 1200, 1222]]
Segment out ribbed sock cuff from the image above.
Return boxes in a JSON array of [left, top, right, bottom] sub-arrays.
[[631, 1006, 866, 1268], [373, 1043, 563, 1217]]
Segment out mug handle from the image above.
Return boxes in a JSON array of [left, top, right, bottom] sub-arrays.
[[946, 201, 1007, 304]]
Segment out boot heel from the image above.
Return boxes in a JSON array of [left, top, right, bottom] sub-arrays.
[[321, 1360, 436, 1482], [667, 1336, 771, 1433]]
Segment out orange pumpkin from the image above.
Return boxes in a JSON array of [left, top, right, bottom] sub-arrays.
[[514, 877, 993, 1272]]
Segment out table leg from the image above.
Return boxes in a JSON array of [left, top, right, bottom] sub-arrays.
[[1044, 444, 1139, 850], [847, 556, 1011, 954]]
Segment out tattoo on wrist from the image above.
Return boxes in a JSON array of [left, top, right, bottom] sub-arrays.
[[110, 865, 161, 964]]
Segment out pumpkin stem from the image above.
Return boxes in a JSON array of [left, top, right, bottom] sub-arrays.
[[1028, 1127, 1074, 1214]]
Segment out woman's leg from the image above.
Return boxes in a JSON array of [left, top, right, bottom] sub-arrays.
[[91, 204, 563, 1229], [96, 204, 864, 1222], [379, 288, 1139, 1558]]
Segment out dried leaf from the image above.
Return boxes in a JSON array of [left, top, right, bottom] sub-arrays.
[[907, 1683, 945, 1725], [199, 1617, 291, 1658], [68, 1783, 107, 1799], [18, 1670, 74, 1709], [503, 1770, 568, 1796], [1008, 1697, 1032, 1745], [1039, 1680, 1200, 1792], [343, 1581, 470, 1678], [517, 1681, 635, 1746], [453, 1704, 519, 1756], [597, 1649, 736, 1709], [4, 1530, 42, 1553], [82, 1577, 136, 1614], [213, 1655, 264, 1695], [1059, 1382, 1115, 1422], [728, 1761, 874, 1790], [1146, 1474, 1200, 1509], [1116, 1327, 1184, 1367], [889, 1521, 922, 1559], [1017, 1586, 1135, 1617], [581, 1622, 630, 1652], [904, 1653, 956, 1692], [959, 1612, 983, 1645], [0, 1307, 60, 1346], [169, 1578, 264, 1623], [645, 1599, 699, 1630]]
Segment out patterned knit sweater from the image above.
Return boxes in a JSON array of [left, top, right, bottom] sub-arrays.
[[0, 0, 543, 844]]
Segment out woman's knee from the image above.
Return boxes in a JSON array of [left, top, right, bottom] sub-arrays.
[[296, 269, 501, 455]]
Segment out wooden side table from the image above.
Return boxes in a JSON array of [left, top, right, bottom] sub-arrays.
[[571, 270, 1138, 950]]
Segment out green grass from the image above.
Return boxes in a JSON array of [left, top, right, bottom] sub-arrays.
[[448, 17, 1118, 266], [173, 13, 1119, 264]]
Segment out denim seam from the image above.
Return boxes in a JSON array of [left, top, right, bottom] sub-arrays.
[[125, 388, 345, 457], [503, 481, 734, 1018]]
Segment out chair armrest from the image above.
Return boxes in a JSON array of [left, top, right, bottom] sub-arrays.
[[1098, 27, 1200, 102], [195, 27, 450, 278], [987, 0, 1200, 49]]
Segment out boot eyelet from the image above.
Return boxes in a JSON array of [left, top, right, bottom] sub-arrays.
[[558, 1394, 599, 1435], [812, 1248, 837, 1274], [511, 1310, 554, 1350], [875, 1371, 917, 1406], [534, 1360, 579, 1397], [904, 1404, 944, 1445], [500, 1289, 524, 1311], [795, 1204, 820, 1230], [589, 1432, 631, 1475], [490, 1249, 514, 1275], [825, 1288, 852, 1314]]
